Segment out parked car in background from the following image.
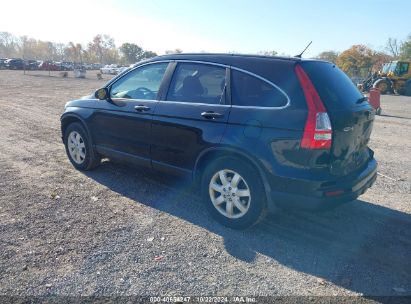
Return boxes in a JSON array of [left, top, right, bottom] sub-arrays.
[[83, 63, 93, 70], [0, 58, 7, 69], [92, 63, 103, 70], [38, 61, 61, 71], [116, 66, 130, 75], [73, 63, 86, 70], [5, 58, 24, 70], [61, 62, 73, 71], [100, 64, 118, 75], [24, 60, 39, 70], [61, 53, 378, 229]]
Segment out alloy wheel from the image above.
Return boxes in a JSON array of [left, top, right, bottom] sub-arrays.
[[67, 131, 86, 164], [209, 169, 251, 219]]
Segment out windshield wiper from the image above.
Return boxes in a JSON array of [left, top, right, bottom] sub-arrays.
[[356, 96, 368, 104]]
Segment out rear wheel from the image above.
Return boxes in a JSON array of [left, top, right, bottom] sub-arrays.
[[373, 79, 391, 94], [63, 122, 100, 170], [201, 157, 267, 229]]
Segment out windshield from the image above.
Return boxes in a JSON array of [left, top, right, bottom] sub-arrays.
[[382, 62, 397, 74]]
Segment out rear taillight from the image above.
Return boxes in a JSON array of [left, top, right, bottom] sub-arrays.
[[295, 64, 332, 149]]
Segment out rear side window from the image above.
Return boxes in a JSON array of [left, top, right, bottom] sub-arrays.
[[231, 70, 288, 107], [301, 62, 364, 109], [167, 63, 226, 104]]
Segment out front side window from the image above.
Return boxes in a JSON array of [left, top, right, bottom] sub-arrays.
[[110, 63, 168, 100], [231, 70, 288, 107], [166, 63, 226, 104]]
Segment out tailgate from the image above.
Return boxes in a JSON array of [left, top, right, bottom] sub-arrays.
[[328, 105, 374, 175], [301, 61, 375, 175]]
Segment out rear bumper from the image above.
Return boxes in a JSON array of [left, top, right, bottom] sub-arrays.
[[269, 158, 378, 210]]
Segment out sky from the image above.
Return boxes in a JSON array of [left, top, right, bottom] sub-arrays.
[[1, 0, 410, 57]]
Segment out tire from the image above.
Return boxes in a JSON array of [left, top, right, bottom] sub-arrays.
[[201, 157, 267, 229], [373, 79, 391, 95], [63, 122, 100, 170]]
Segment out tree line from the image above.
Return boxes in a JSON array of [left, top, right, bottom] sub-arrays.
[[1, 31, 410, 76], [0, 32, 173, 65], [316, 34, 411, 78]]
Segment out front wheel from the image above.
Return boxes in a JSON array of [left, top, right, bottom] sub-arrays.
[[373, 79, 391, 95], [63, 122, 100, 170], [201, 158, 267, 229]]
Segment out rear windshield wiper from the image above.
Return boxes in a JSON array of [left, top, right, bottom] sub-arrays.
[[356, 96, 368, 104]]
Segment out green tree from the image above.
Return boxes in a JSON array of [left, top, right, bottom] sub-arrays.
[[141, 50, 157, 60], [65, 42, 83, 63], [336, 45, 393, 77], [316, 50, 338, 64], [0, 31, 18, 57], [386, 37, 400, 59], [53, 43, 66, 61], [400, 34, 411, 60], [336, 45, 376, 77], [372, 51, 392, 72], [87, 34, 118, 64], [120, 43, 144, 63]]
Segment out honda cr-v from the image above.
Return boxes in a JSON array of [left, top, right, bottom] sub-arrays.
[[61, 54, 377, 229]]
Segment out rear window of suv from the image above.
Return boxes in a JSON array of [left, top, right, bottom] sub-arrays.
[[301, 61, 364, 110]]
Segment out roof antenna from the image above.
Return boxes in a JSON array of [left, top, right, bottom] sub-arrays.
[[295, 41, 312, 58]]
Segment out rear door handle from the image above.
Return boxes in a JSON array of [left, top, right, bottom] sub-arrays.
[[201, 111, 223, 119], [134, 105, 151, 112]]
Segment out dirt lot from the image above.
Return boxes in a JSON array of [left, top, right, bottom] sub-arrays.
[[0, 70, 410, 298]]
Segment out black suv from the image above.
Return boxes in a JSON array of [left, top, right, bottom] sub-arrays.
[[61, 54, 377, 229]]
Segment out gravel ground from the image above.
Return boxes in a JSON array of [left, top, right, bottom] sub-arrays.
[[0, 70, 410, 298]]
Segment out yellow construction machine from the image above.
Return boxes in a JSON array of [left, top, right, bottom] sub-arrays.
[[359, 60, 411, 95]]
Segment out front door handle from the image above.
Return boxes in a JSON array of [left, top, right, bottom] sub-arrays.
[[201, 111, 223, 119], [134, 105, 151, 112]]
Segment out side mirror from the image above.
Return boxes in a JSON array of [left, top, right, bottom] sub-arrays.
[[95, 87, 109, 100]]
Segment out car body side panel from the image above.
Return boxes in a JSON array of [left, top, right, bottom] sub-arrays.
[[89, 99, 157, 161], [63, 98, 156, 167], [61, 107, 96, 138], [151, 102, 230, 174]]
